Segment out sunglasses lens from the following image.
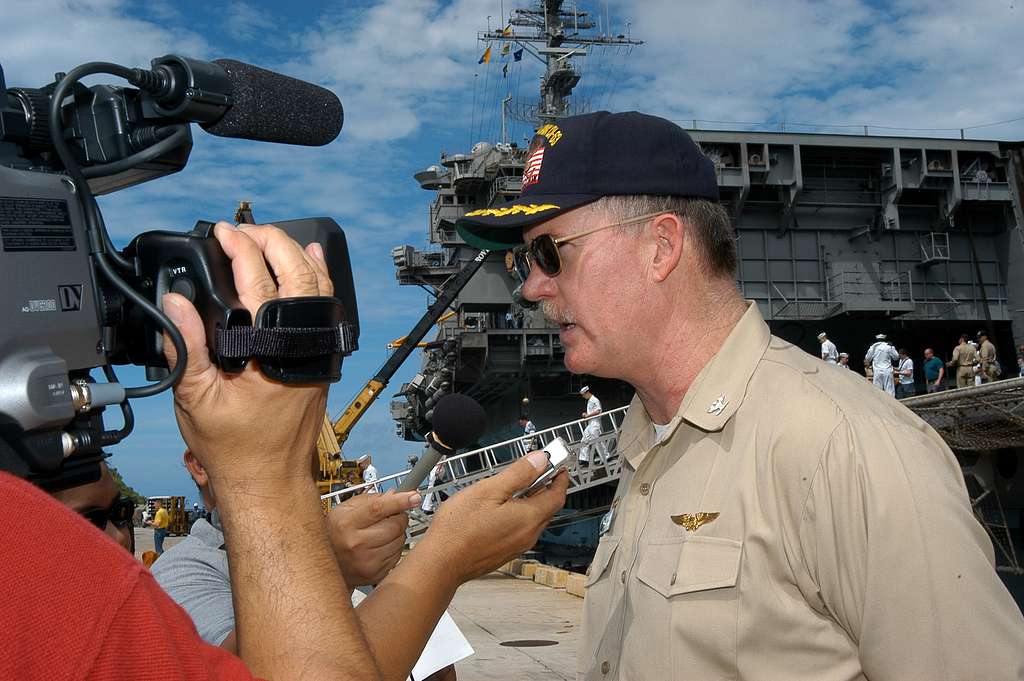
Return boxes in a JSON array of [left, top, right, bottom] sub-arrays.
[[530, 236, 561, 276], [512, 248, 532, 282], [111, 498, 135, 527], [82, 509, 108, 530], [81, 497, 135, 530]]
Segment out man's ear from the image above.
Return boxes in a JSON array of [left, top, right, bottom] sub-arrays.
[[650, 213, 685, 282], [183, 449, 209, 487]]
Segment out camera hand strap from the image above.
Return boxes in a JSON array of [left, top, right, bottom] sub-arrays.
[[213, 296, 356, 383], [216, 324, 356, 359]]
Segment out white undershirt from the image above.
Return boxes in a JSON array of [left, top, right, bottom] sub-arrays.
[[653, 422, 671, 443]]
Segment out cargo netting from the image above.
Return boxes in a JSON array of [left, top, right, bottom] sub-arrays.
[[902, 377, 1024, 451]]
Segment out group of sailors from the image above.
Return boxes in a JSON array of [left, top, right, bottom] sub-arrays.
[[817, 330, 1006, 398], [946, 333, 999, 388]]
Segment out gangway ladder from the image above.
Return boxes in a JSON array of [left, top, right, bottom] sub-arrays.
[[963, 456, 1023, 575], [320, 406, 631, 538]]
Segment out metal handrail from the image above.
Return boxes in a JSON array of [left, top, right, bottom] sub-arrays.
[[320, 405, 630, 503]]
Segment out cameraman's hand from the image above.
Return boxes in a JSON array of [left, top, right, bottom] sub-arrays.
[[329, 490, 419, 587], [161, 223, 384, 681], [419, 451, 567, 584], [161, 222, 333, 487]]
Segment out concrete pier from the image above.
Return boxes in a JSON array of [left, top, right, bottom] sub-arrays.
[[135, 527, 584, 678], [447, 573, 583, 680]]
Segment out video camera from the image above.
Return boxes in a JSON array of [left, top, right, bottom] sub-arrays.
[[0, 55, 359, 491]]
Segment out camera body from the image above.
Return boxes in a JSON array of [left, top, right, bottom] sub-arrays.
[[0, 58, 355, 489], [0, 165, 105, 481]]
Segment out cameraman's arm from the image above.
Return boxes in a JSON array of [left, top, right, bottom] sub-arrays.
[[163, 223, 380, 681], [355, 454, 566, 681]]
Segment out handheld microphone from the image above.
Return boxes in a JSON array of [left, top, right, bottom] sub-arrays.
[[399, 394, 486, 493], [142, 55, 343, 146]]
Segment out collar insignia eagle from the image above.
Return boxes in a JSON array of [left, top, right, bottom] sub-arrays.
[[706, 394, 727, 416], [671, 512, 721, 532]]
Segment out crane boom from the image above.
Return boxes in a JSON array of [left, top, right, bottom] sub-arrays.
[[332, 249, 490, 444]]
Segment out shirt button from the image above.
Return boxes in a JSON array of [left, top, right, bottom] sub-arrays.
[[670, 572, 677, 585], [639, 482, 651, 495], [620, 570, 626, 583], [601, 660, 611, 675]]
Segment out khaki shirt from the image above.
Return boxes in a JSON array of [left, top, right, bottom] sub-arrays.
[[980, 339, 997, 366], [579, 303, 1024, 681], [950, 341, 978, 368]]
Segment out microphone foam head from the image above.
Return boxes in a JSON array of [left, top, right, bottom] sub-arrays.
[[204, 59, 343, 146], [430, 394, 486, 450]]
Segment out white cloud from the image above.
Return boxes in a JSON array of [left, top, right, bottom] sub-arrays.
[[223, 1, 280, 42], [2, 0, 209, 86], [285, 0, 493, 141], [605, 0, 1024, 139]]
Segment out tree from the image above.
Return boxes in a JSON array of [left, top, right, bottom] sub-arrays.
[[108, 465, 145, 506]]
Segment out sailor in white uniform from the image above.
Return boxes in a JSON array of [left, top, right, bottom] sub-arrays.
[[818, 332, 839, 364], [519, 415, 538, 453], [420, 459, 446, 514], [865, 333, 899, 396], [578, 386, 606, 465], [357, 454, 379, 493]]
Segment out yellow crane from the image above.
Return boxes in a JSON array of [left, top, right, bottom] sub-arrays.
[[314, 252, 490, 495]]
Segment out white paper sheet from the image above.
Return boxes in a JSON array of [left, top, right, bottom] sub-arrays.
[[351, 588, 474, 680]]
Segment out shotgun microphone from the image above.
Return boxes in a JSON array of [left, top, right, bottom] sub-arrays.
[[142, 55, 343, 146]]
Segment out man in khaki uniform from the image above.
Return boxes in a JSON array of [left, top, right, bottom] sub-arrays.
[[457, 111, 1024, 681], [947, 334, 979, 388], [979, 330, 999, 382]]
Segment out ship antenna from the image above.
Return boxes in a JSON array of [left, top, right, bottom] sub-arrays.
[[479, 0, 642, 126]]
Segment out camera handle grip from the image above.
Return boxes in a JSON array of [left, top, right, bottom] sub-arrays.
[[118, 221, 355, 383]]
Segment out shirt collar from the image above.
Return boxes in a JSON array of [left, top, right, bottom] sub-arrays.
[[623, 302, 771, 469], [190, 509, 225, 549]]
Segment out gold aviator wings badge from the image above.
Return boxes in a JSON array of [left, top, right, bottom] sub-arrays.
[[671, 512, 720, 532]]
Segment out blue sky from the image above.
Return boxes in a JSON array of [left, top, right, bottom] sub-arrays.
[[6, 0, 1024, 501]]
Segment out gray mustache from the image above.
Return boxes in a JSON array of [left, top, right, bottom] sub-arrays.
[[541, 300, 576, 326]]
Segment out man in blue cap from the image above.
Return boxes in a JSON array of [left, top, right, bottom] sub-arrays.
[[457, 111, 1024, 681]]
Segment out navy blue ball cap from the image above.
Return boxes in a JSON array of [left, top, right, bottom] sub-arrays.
[[456, 111, 719, 250]]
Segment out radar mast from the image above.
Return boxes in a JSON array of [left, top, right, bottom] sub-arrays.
[[480, 0, 642, 124]]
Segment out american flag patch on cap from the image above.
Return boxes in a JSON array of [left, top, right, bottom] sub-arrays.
[[522, 146, 545, 188]]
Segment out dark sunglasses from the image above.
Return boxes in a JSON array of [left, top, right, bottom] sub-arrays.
[[512, 211, 667, 278], [82, 496, 135, 530]]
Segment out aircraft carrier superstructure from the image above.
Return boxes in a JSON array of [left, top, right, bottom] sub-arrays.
[[694, 131, 1024, 351], [390, 0, 641, 450], [387, 0, 1024, 562]]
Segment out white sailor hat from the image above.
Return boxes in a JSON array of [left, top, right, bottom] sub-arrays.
[[839, 352, 849, 358], [579, 386, 591, 394], [875, 333, 887, 340], [357, 454, 371, 464], [817, 332, 827, 340]]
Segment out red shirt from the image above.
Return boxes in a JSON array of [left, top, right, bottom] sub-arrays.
[[0, 471, 262, 681]]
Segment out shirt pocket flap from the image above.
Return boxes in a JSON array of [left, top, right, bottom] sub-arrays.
[[637, 536, 742, 598], [585, 535, 620, 587]]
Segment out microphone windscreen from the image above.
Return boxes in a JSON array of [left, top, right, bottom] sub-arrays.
[[430, 394, 487, 450], [202, 59, 343, 146]]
